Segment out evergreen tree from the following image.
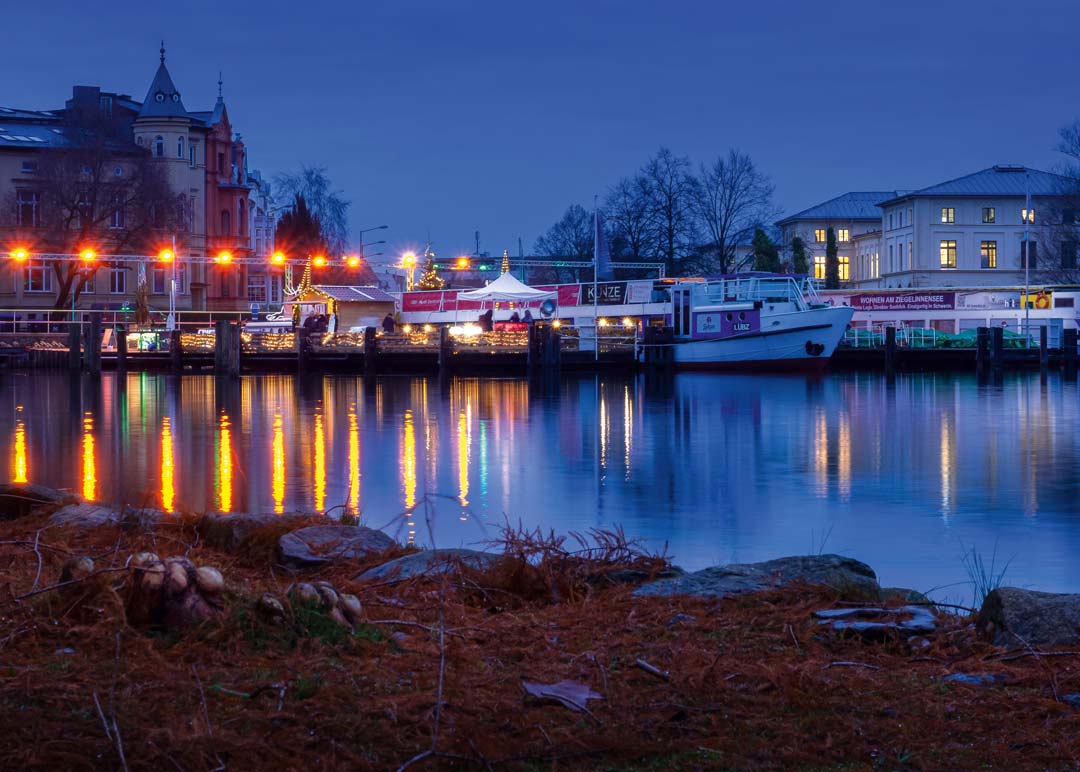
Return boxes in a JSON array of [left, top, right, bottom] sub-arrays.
[[274, 194, 326, 258], [824, 227, 840, 289], [750, 228, 780, 272], [791, 235, 809, 275], [417, 256, 445, 290]]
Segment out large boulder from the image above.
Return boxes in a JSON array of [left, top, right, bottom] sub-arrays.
[[201, 512, 311, 553], [633, 554, 880, 599], [355, 548, 499, 583], [978, 587, 1080, 647], [47, 503, 123, 528], [0, 483, 72, 520], [278, 525, 396, 568]]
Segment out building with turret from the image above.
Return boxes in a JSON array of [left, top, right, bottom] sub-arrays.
[[0, 45, 276, 313]]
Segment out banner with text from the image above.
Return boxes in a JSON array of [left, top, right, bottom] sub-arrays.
[[850, 292, 956, 311]]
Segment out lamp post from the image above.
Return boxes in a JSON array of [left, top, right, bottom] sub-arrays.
[[1023, 173, 1032, 344], [166, 235, 178, 331]]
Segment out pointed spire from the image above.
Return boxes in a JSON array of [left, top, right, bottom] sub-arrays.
[[138, 43, 187, 119], [217, 71, 224, 103]]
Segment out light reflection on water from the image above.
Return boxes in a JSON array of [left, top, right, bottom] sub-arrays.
[[2, 371, 1080, 595]]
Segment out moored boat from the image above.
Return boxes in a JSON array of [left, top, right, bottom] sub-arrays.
[[665, 276, 854, 371]]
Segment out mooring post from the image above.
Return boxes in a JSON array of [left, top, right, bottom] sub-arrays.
[[85, 313, 102, 376], [213, 319, 234, 375], [170, 329, 183, 374], [1039, 325, 1049, 373], [976, 326, 989, 375], [115, 323, 127, 371], [991, 326, 1005, 370], [363, 326, 378, 376], [437, 325, 451, 373], [526, 324, 537, 371], [884, 326, 897, 374], [1064, 328, 1079, 378], [296, 327, 307, 374], [228, 322, 241, 378], [67, 320, 81, 372]]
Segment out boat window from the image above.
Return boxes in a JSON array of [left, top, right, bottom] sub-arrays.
[[726, 313, 733, 322]]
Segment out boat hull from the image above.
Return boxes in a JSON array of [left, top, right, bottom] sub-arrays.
[[671, 306, 854, 371]]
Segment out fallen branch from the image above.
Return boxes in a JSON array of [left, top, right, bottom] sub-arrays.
[[997, 650, 1080, 663], [7, 566, 130, 604], [825, 661, 881, 671]]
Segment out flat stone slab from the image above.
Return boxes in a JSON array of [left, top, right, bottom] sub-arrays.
[[814, 605, 937, 636], [47, 503, 165, 529], [278, 525, 396, 568], [633, 554, 879, 599], [978, 587, 1080, 647], [356, 548, 499, 583], [0, 483, 72, 519]]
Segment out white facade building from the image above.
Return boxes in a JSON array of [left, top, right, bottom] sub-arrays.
[[856, 165, 1073, 289], [777, 192, 897, 282]]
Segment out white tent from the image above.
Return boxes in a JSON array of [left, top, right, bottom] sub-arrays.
[[457, 273, 556, 302]]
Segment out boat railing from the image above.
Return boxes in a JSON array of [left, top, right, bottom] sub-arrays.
[[694, 276, 810, 311]]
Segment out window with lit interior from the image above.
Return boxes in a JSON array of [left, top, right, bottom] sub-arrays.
[[813, 255, 826, 279], [941, 208, 955, 224], [939, 240, 957, 268], [980, 241, 997, 269], [814, 229, 825, 243], [982, 207, 995, 223]]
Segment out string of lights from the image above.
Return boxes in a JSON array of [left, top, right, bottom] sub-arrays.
[[4, 246, 367, 268]]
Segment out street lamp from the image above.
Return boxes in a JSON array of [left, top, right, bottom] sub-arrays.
[[159, 239, 179, 331], [401, 251, 417, 291]]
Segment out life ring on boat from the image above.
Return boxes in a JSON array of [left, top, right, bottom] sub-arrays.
[[1035, 292, 1051, 309], [805, 341, 825, 356]]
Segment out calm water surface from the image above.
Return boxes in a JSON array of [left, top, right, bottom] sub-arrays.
[[3, 370, 1079, 598]]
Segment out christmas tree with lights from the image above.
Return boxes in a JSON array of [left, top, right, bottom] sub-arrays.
[[417, 253, 445, 290]]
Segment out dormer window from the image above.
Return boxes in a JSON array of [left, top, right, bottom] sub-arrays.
[[154, 91, 165, 103]]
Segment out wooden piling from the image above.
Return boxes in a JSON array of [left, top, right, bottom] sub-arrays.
[[115, 324, 127, 371], [296, 328, 308, 374], [170, 329, 183, 374], [67, 321, 81, 372], [438, 325, 452, 372], [228, 323, 241, 377], [643, 326, 674, 371], [1039, 325, 1049, 373], [213, 319, 227, 374], [990, 326, 1004, 369], [85, 313, 102, 375], [363, 326, 378, 376], [976, 327, 990, 375], [884, 326, 897, 374], [1064, 328, 1078, 377]]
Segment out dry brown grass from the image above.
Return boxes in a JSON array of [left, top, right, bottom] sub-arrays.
[[0, 511, 1079, 771]]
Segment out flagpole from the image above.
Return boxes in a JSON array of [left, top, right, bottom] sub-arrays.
[[1024, 173, 1031, 345], [593, 194, 599, 362]]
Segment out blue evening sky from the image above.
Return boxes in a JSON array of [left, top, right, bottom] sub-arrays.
[[5, 0, 1078, 263]]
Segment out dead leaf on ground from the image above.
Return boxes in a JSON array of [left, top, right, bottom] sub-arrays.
[[521, 679, 603, 712]]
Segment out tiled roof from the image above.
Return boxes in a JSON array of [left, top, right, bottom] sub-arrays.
[[777, 191, 899, 225], [879, 166, 1073, 205], [311, 285, 395, 303]]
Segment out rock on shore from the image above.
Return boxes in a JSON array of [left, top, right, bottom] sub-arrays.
[[355, 548, 499, 583], [278, 525, 396, 567], [977, 587, 1080, 647], [633, 554, 880, 599]]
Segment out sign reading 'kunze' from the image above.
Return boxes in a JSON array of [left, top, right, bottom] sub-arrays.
[[850, 293, 956, 311]]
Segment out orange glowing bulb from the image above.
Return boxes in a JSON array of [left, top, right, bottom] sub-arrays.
[[271, 251, 286, 265], [79, 248, 96, 262], [313, 255, 327, 268], [9, 247, 29, 262], [158, 249, 174, 262], [346, 255, 361, 268], [216, 251, 233, 264]]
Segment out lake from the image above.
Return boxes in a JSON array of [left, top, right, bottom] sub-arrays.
[[3, 370, 1079, 600]]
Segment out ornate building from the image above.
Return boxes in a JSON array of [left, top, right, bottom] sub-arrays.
[[0, 45, 276, 313]]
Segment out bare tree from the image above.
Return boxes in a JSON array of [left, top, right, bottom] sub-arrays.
[[1038, 123, 1080, 284], [274, 166, 350, 256], [604, 176, 654, 261], [690, 149, 777, 275], [641, 148, 696, 276], [534, 204, 594, 283], [1, 112, 179, 309]]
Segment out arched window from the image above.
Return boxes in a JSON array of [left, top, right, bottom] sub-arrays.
[[221, 209, 231, 235], [154, 136, 164, 158], [177, 136, 184, 159], [238, 199, 246, 236], [176, 195, 188, 232]]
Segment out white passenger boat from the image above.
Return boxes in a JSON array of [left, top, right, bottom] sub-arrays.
[[665, 276, 854, 371]]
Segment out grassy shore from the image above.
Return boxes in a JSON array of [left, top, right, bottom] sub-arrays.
[[1, 508, 1078, 771]]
